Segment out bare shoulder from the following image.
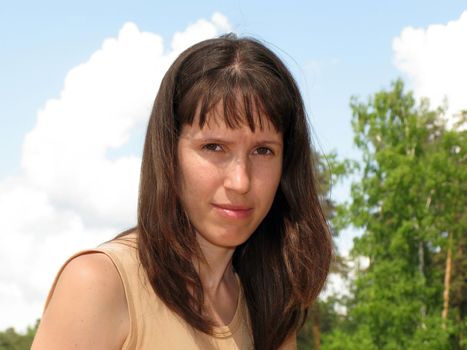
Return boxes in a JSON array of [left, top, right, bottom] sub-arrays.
[[32, 252, 129, 350]]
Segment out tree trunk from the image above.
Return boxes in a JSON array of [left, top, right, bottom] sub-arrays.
[[311, 303, 320, 350], [442, 233, 452, 327]]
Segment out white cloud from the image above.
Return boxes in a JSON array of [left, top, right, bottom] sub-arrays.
[[171, 12, 231, 54], [393, 11, 467, 126], [0, 13, 231, 331]]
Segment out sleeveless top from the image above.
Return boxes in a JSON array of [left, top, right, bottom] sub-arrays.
[[44, 233, 254, 349]]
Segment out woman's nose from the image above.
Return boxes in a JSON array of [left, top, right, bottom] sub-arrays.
[[223, 158, 251, 194]]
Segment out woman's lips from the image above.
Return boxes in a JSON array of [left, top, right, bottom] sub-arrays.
[[212, 204, 253, 219]]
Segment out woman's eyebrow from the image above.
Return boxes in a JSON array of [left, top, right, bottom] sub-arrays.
[[256, 140, 283, 146], [195, 137, 235, 145], [197, 137, 283, 146]]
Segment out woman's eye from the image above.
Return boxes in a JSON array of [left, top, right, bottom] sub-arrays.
[[254, 147, 273, 156], [202, 143, 223, 152]]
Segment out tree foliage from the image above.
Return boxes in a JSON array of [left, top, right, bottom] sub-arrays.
[[323, 80, 466, 349], [0, 320, 38, 350]]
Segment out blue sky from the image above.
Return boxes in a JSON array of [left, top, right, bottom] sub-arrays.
[[0, 0, 466, 331], [2, 0, 466, 177]]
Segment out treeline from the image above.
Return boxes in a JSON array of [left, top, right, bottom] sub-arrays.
[[298, 80, 466, 350], [0, 321, 38, 350]]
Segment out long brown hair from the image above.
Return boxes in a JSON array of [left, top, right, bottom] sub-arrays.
[[137, 34, 332, 350]]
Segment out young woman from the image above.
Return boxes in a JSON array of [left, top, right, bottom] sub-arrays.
[[32, 34, 332, 350]]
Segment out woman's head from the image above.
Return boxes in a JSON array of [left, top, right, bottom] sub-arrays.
[[140, 33, 313, 229], [137, 33, 332, 349]]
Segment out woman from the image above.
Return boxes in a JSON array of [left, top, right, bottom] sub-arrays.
[[32, 33, 332, 350]]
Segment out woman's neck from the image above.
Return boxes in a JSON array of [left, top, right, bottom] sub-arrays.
[[194, 233, 237, 295]]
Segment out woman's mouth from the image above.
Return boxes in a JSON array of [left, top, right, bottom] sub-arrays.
[[212, 203, 253, 219]]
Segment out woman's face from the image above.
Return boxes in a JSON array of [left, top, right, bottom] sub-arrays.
[[177, 108, 283, 251]]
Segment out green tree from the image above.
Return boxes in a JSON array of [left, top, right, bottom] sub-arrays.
[[0, 320, 39, 350], [323, 80, 466, 349]]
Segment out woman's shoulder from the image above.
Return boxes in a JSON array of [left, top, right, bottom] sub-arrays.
[[32, 251, 129, 349], [57, 252, 126, 295]]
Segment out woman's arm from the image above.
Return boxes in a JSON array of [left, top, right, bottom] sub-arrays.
[[32, 253, 129, 350]]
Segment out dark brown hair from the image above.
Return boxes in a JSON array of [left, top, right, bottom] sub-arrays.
[[137, 33, 332, 350]]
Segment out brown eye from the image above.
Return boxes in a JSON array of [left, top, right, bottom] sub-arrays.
[[254, 147, 273, 156], [202, 143, 223, 152]]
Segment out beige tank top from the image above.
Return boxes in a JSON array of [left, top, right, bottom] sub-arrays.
[[44, 233, 254, 349]]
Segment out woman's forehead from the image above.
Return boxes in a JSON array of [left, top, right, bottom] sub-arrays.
[[179, 117, 283, 144], [195, 98, 279, 133]]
